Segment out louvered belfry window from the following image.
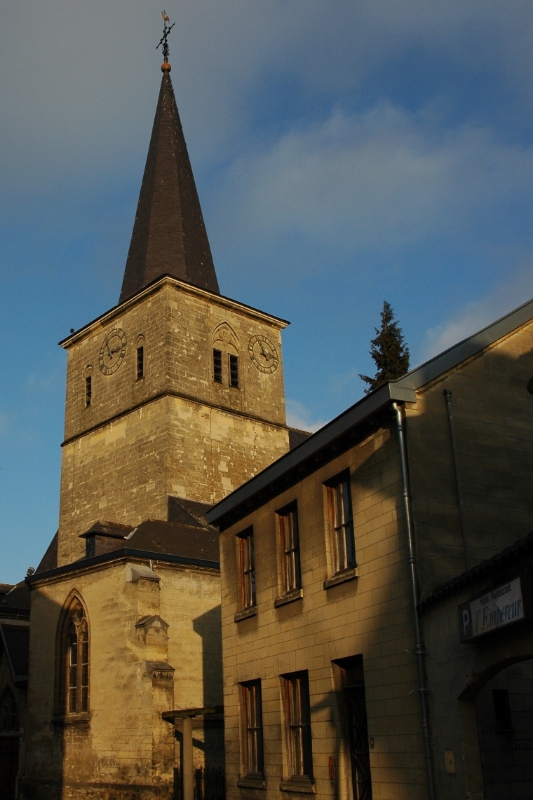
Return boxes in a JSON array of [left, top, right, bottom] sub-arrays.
[[213, 349, 223, 383]]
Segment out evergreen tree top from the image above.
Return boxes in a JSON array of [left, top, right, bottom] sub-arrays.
[[359, 301, 410, 393]]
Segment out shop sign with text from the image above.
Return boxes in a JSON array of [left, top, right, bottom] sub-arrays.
[[459, 578, 526, 642]]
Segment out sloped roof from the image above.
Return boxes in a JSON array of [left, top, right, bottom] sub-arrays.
[[420, 530, 533, 608], [207, 297, 533, 529], [119, 71, 219, 304], [35, 532, 58, 574], [127, 519, 218, 562]]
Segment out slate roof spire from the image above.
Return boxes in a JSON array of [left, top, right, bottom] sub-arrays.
[[119, 59, 219, 304]]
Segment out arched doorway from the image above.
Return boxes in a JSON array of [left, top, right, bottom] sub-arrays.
[[0, 687, 20, 800], [475, 658, 533, 799]]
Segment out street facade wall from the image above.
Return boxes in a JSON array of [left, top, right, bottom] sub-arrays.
[[220, 425, 429, 800], [405, 318, 533, 597], [422, 576, 533, 800]]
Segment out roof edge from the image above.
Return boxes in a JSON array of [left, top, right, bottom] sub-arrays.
[[395, 296, 533, 392], [28, 548, 220, 584], [207, 383, 415, 527], [59, 275, 289, 348]]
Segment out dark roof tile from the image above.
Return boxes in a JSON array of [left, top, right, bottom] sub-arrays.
[[119, 72, 219, 303]]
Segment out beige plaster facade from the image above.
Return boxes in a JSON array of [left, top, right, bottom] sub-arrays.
[[209, 307, 533, 800]]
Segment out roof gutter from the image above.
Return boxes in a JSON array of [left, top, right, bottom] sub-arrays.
[[207, 382, 415, 528]]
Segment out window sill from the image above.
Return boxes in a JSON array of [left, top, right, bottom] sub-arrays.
[[234, 606, 257, 622], [238, 776, 266, 790], [52, 712, 91, 727], [323, 567, 359, 590], [274, 588, 303, 608], [280, 778, 315, 794]]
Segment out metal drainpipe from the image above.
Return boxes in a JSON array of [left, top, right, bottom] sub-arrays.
[[443, 389, 470, 570], [392, 402, 436, 800]]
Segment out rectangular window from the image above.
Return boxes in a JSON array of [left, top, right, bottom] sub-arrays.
[[238, 528, 256, 610], [241, 680, 264, 776], [213, 349, 223, 383], [282, 671, 313, 779], [326, 472, 355, 574], [136, 346, 144, 380], [229, 354, 239, 388], [278, 503, 301, 594], [85, 375, 92, 407]]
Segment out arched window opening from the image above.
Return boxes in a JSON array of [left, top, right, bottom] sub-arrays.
[[0, 688, 19, 734], [61, 600, 89, 714], [212, 322, 240, 389]]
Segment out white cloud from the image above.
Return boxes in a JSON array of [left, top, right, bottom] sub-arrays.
[[3, 0, 533, 191], [286, 399, 328, 433], [422, 264, 533, 358], [212, 102, 533, 263]]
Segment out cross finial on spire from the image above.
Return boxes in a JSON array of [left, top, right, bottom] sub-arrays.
[[156, 11, 175, 72]]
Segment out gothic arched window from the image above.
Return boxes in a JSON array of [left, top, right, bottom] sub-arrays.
[[0, 688, 19, 734], [58, 598, 89, 714]]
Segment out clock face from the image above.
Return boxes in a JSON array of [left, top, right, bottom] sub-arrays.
[[99, 328, 127, 375], [248, 335, 279, 374]]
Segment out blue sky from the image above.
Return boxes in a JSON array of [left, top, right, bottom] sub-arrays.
[[2, 0, 533, 582]]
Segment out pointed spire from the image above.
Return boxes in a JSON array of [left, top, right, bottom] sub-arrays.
[[119, 70, 219, 304]]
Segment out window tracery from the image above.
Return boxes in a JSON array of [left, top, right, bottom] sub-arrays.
[[57, 597, 89, 715]]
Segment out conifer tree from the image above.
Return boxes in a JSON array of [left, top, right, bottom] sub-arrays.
[[359, 301, 410, 393]]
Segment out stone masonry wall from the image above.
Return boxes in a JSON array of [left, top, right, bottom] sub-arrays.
[[57, 280, 290, 566], [22, 558, 222, 800]]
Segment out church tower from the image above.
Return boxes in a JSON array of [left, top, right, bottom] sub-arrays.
[[20, 37, 295, 800], [57, 64, 290, 566]]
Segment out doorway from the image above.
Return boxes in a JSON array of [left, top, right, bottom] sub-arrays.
[[475, 659, 533, 800], [334, 656, 372, 800]]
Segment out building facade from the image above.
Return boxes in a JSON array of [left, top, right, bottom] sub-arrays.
[[208, 300, 533, 800]]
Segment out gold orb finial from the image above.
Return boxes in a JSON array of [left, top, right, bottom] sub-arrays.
[[161, 62, 171, 72]]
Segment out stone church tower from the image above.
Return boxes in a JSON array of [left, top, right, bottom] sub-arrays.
[[19, 59, 293, 800]]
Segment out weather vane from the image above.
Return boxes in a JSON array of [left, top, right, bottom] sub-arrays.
[[157, 11, 175, 71]]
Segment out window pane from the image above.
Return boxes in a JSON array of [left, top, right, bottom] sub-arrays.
[[279, 505, 301, 593], [242, 680, 264, 775], [328, 475, 355, 573], [239, 530, 255, 608], [284, 672, 313, 779]]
